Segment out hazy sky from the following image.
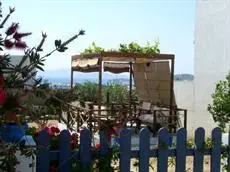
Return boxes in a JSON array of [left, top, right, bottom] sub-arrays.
[[3, 0, 195, 74]]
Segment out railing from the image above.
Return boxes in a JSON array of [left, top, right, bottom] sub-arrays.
[[36, 127, 230, 172], [73, 102, 139, 132], [152, 108, 187, 134], [51, 101, 187, 134]]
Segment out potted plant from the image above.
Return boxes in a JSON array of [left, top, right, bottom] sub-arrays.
[[0, 89, 30, 142]]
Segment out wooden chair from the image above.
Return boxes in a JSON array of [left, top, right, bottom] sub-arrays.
[[135, 101, 163, 135], [135, 101, 152, 133]]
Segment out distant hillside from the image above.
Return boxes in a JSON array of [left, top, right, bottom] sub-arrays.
[[174, 74, 194, 81]]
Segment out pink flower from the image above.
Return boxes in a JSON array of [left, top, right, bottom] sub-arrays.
[[4, 40, 14, 49], [0, 90, 7, 105], [13, 32, 32, 41], [5, 23, 19, 36], [15, 41, 27, 49]]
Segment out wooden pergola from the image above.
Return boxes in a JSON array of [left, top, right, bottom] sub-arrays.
[[70, 52, 175, 125]]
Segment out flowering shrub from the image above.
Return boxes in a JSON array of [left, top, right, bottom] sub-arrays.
[[0, 8, 33, 122], [0, 4, 85, 124], [44, 126, 60, 136], [27, 126, 79, 150], [0, 2, 85, 171]]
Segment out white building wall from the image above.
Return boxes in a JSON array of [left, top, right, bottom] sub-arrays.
[[174, 81, 197, 137], [174, 81, 194, 112], [9, 55, 35, 87], [174, 80, 217, 137], [193, 0, 230, 133]]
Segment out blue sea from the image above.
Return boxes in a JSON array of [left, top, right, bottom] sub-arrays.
[[38, 71, 132, 87], [43, 77, 133, 89]]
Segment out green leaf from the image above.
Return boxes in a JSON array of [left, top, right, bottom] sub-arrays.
[[55, 40, 62, 48], [58, 46, 68, 52], [36, 65, 44, 71], [38, 61, 44, 66], [83, 41, 160, 55], [208, 72, 230, 131]]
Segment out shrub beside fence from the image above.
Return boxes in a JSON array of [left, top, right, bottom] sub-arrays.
[[36, 127, 230, 172]]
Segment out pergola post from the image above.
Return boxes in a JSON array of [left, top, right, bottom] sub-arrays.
[[98, 59, 103, 128], [70, 68, 73, 89], [129, 62, 133, 117], [169, 56, 175, 132]]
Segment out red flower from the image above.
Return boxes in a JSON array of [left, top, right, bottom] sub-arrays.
[[55, 127, 60, 133], [109, 127, 116, 135], [71, 133, 78, 140], [51, 127, 60, 134], [95, 143, 101, 149], [49, 165, 57, 172], [5, 23, 19, 36], [50, 127, 56, 134], [13, 32, 32, 41], [72, 139, 78, 145], [15, 100, 20, 107], [15, 41, 27, 49], [4, 40, 14, 49], [22, 107, 28, 113], [0, 90, 7, 104], [71, 133, 79, 148]]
